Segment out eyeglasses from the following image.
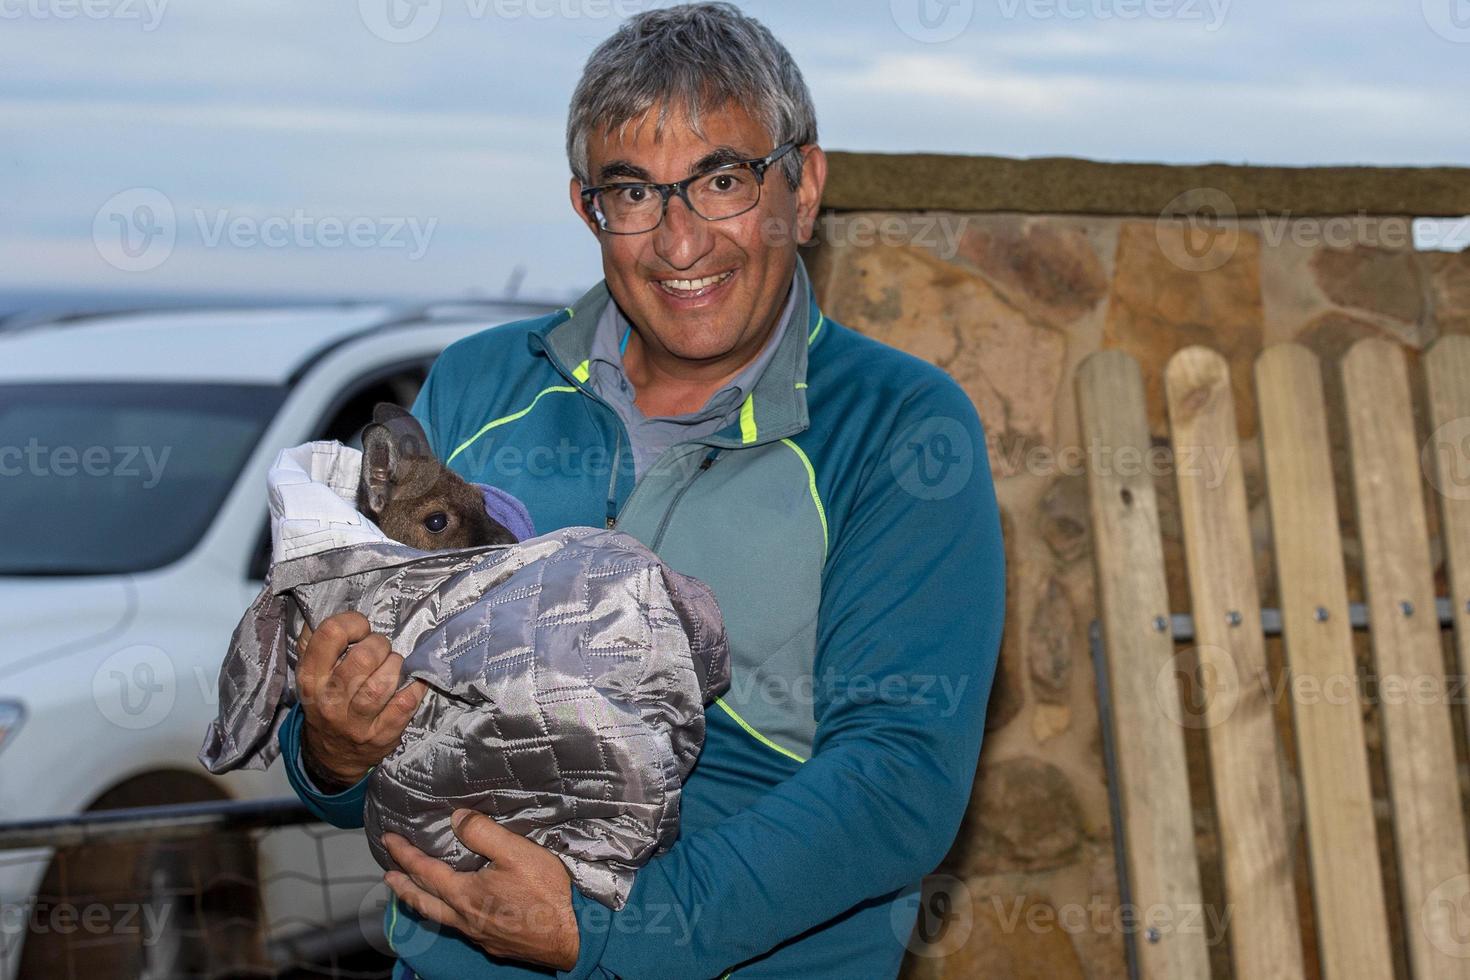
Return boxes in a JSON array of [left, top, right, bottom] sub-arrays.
[[579, 141, 799, 235]]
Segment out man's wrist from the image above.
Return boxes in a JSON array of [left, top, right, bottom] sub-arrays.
[[300, 726, 360, 794]]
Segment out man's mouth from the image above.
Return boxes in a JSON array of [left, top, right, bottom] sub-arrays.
[[655, 270, 735, 299]]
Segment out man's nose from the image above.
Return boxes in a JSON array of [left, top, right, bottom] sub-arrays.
[[652, 193, 714, 271]]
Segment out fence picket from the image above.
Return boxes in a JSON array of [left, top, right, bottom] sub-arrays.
[[1076, 350, 1210, 980], [1424, 335, 1470, 747], [1165, 345, 1304, 979], [1342, 335, 1470, 980], [1255, 342, 1393, 979]]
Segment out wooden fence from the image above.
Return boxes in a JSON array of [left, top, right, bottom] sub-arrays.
[[1078, 335, 1470, 979]]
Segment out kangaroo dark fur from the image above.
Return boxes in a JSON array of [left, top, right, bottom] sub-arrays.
[[356, 403, 516, 551]]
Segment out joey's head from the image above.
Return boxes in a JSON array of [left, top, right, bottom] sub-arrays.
[[356, 403, 516, 551]]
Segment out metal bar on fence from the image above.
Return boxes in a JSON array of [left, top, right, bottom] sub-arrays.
[[0, 797, 316, 850]]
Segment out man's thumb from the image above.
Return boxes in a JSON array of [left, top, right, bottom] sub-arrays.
[[451, 808, 505, 857]]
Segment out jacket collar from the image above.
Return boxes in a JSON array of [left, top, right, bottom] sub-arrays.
[[529, 259, 821, 448]]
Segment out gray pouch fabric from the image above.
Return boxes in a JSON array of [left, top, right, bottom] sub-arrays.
[[199, 442, 730, 910]]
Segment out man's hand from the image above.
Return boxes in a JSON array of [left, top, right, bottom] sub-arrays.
[[295, 611, 427, 789], [383, 810, 580, 971]]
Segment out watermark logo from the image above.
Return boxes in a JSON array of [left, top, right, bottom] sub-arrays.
[[93, 187, 176, 273], [0, 0, 169, 29], [1423, 415, 1470, 502], [993, 0, 1230, 30], [93, 187, 437, 272], [1156, 187, 1239, 273], [891, 416, 974, 501], [1423, 0, 1470, 43], [359, 0, 442, 42], [360, 883, 443, 957], [894, 875, 974, 956], [92, 644, 176, 730], [1424, 874, 1470, 958], [890, 0, 975, 43], [360, 0, 648, 41], [1156, 644, 1239, 730]]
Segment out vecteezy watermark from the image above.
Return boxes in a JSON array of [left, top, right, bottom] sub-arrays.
[[994, 0, 1230, 30], [987, 894, 1232, 944], [0, 898, 175, 944], [1155, 188, 1241, 273], [1003, 437, 1236, 487], [763, 213, 971, 260], [1158, 643, 1470, 730], [1156, 644, 1239, 730], [723, 669, 975, 719], [1156, 188, 1466, 272], [1422, 0, 1470, 43], [1423, 415, 1470, 503], [93, 188, 437, 272], [889, 0, 976, 43], [358, 0, 650, 43], [0, 0, 169, 30], [0, 440, 170, 487], [1424, 874, 1470, 958], [891, 417, 975, 501], [93, 188, 176, 273], [360, 882, 443, 957], [894, 875, 974, 957], [92, 645, 176, 731], [194, 209, 436, 259]]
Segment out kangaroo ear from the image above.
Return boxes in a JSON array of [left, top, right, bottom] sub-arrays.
[[372, 402, 432, 458], [372, 402, 412, 425], [360, 421, 399, 516]]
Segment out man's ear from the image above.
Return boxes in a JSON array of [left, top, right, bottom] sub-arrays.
[[569, 177, 601, 237], [794, 145, 828, 246]]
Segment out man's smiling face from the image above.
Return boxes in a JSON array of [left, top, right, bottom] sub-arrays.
[[571, 101, 823, 371]]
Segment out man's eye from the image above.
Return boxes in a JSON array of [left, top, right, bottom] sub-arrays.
[[424, 512, 449, 533], [613, 185, 648, 204], [710, 174, 737, 192]]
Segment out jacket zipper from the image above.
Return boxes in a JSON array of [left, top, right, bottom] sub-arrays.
[[649, 447, 722, 551], [605, 427, 624, 528], [529, 329, 731, 540]]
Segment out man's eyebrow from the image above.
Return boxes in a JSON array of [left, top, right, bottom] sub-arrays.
[[594, 146, 756, 185], [689, 146, 751, 174], [596, 160, 653, 183]]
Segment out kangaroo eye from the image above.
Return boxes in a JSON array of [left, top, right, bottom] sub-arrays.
[[424, 512, 449, 533]]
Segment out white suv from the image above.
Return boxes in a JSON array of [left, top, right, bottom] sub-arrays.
[[0, 299, 547, 978]]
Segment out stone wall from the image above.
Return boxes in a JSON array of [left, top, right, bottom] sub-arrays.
[[801, 152, 1470, 980]]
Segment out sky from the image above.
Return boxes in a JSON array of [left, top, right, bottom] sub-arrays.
[[1, 0, 1467, 307]]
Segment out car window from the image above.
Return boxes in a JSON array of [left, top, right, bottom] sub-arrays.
[[245, 362, 430, 581], [0, 383, 286, 575]]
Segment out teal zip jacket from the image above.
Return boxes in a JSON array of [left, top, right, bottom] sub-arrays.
[[278, 262, 1007, 979]]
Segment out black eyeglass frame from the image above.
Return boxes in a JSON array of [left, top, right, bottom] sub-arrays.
[[578, 140, 800, 235]]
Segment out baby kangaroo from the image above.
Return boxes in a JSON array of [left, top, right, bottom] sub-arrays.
[[357, 403, 517, 550]]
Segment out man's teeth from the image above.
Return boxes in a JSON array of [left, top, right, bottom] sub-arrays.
[[659, 272, 733, 293]]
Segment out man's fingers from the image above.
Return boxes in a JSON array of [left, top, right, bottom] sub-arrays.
[[451, 808, 521, 864], [297, 612, 371, 691], [383, 832, 466, 903], [385, 870, 468, 933], [369, 679, 427, 741], [346, 650, 406, 719]]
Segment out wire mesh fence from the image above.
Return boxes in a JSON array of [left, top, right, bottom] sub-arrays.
[[0, 798, 397, 980]]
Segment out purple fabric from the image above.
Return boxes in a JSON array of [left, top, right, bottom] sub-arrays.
[[473, 483, 535, 542]]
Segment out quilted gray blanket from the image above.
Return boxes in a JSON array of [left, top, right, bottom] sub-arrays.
[[199, 442, 730, 909]]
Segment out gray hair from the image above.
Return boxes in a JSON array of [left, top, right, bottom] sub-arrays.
[[566, 2, 818, 191]]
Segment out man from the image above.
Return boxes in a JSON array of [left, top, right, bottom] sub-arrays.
[[279, 4, 1006, 977]]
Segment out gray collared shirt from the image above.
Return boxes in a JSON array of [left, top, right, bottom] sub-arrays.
[[587, 274, 798, 480]]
